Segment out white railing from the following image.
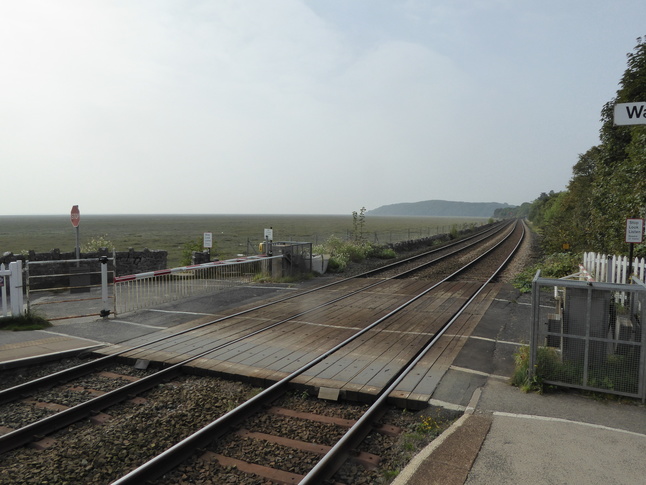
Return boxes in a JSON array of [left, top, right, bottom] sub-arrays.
[[113, 255, 281, 315], [582, 252, 646, 283], [25, 258, 113, 320], [0, 261, 25, 317]]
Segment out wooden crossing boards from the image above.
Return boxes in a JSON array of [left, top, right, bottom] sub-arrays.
[[98, 279, 501, 407]]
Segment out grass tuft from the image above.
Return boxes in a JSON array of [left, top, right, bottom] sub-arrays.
[[0, 311, 52, 331]]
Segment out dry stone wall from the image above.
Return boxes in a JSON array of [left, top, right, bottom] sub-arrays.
[[0, 248, 168, 289]]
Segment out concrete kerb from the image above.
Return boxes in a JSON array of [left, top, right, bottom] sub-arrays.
[[392, 387, 485, 485]]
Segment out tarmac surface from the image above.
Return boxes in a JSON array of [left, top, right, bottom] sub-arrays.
[[1, 280, 645, 484]]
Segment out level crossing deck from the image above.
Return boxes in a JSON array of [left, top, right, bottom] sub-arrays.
[[97, 278, 502, 406]]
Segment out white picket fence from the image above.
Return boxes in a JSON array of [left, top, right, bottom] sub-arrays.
[[582, 252, 646, 283], [0, 261, 25, 317]]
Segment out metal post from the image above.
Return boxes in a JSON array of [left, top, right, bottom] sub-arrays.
[[1, 264, 7, 318], [641, 286, 646, 403], [582, 286, 592, 387], [529, 270, 541, 381], [75, 226, 80, 263], [24, 262, 31, 314], [100, 256, 110, 318]]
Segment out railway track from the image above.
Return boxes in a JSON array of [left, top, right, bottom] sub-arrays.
[[0, 219, 524, 484]]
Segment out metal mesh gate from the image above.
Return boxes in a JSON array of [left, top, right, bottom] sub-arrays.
[[530, 273, 646, 400]]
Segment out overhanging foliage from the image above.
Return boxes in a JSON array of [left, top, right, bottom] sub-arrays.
[[528, 36, 646, 257]]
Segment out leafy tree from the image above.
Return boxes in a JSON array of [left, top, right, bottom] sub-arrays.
[[591, 36, 646, 253], [494, 202, 531, 219], [529, 37, 646, 257]]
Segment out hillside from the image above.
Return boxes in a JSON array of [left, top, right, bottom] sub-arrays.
[[367, 200, 513, 218]]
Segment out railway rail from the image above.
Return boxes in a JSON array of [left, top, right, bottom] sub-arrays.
[[0, 219, 524, 484]]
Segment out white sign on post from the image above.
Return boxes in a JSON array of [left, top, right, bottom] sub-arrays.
[[203, 232, 213, 249], [625, 218, 644, 244], [614, 102, 646, 125], [264, 228, 273, 241]]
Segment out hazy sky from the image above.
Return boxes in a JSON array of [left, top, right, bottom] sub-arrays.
[[2, 1, 644, 215]]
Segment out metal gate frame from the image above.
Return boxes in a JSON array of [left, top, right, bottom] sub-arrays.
[[531, 272, 646, 401], [26, 257, 114, 321]]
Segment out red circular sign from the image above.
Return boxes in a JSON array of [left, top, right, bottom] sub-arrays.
[[70, 205, 80, 227]]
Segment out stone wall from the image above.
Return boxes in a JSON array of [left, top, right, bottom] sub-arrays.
[[115, 248, 168, 276], [0, 248, 168, 289]]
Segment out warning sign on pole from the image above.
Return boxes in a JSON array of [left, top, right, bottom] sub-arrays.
[[70, 205, 80, 227], [626, 218, 644, 244], [203, 232, 213, 249]]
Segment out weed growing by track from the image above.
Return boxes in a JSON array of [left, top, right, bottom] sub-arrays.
[[0, 311, 51, 331], [512, 252, 580, 293]]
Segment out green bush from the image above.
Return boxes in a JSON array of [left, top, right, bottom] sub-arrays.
[[512, 345, 578, 393], [512, 252, 581, 293], [313, 236, 395, 272], [511, 345, 552, 393], [179, 237, 210, 266], [371, 247, 396, 259], [82, 235, 115, 252]]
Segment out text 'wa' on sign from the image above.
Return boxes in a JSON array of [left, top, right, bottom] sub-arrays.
[[614, 102, 646, 125], [626, 218, 644, 244]]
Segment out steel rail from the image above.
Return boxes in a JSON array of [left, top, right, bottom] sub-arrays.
[[300, 220, 525, 484], [111, 220, 522, 484], [0, 221, 510, 406], [392, 219, 516, 279], [360, 219, 511, 277], [0, 221, 515, 453], [0, 274, 408, 454]]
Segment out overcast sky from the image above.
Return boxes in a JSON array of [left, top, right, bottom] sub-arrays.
[[1, 1, 644, 215]]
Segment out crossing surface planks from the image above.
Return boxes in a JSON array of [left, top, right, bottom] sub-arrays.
[[96, 279, 501, 406]]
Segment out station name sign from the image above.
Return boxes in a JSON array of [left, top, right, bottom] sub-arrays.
[[614, 102, 646, 125]]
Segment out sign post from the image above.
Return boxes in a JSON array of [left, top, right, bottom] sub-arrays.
[[70, 205, 81, 262], [203, 232, 213, 260], [263, 228, 273, 255], [625, 218, 644, 281]]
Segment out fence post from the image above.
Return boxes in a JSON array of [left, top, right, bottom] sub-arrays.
[[529, 270, 541, 382], [1, 263, 7, 317], [9, 260, 24, 316], [100, 256, 111, 318]]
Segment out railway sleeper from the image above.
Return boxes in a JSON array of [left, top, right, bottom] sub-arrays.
[[200, 450, 346, 485]]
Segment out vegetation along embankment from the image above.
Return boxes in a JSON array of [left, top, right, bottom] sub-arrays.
[[499, 36, 646, 290]]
